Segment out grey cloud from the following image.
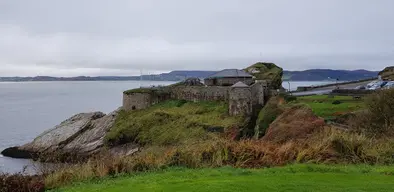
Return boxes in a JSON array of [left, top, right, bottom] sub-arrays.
[[0, 0, 393, 76]]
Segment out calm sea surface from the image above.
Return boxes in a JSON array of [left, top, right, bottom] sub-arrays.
[[0, 80, 329, 173]]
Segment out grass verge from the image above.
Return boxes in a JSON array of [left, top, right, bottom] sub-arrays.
[[51, 164, 394, 192], [296, 95, 364, 118]]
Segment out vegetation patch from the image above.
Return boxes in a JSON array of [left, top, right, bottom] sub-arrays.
[[254, 97, 284, 138], [0, 173, 44, 192], [262, 104, 325, 144], [123, 88, 154, 94], [44, 126, 394, 189], [245, 62, 283, 89], [348, 89, 394, 136], [105, 100, 244, 146]]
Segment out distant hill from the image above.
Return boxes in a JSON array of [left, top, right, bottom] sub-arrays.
[[0, 76, 139, 82], [0, 69, 379, 82], [0, 71, 217, 82], [283, 69, 379, 81]]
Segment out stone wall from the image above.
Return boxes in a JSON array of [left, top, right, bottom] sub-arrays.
[[250, 82, 266, 106], [122, 91, 170, 111], [169, 86, 230, 102], [331, 89, 375, 95], [204, 77, 254, 86], [229, 87, 252, 116], [122, 82, 268, 116], [123, 93, 152, 111]]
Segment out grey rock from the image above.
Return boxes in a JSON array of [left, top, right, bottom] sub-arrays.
[[63, 109, 120, 155], [20, 112, 105, 153], [1, 108, 132, 161], [109, 143, 139, 157]]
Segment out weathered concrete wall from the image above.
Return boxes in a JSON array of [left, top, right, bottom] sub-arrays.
[[122, 82, 267, 116], [170, 86, 230, 102], [123, 93, 152, 111], [123, 86, 229, 111], [229, 87, 252, 116], [123, 90, 171, 111], [204, 79, 215, 86], [204, 78, 254, 86], [250, 83, 266, 106]]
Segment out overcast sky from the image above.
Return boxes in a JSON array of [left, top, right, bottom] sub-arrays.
[[0, 0, 393, 76]]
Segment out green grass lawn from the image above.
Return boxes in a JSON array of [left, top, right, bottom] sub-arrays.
[[52, 164, 394, 192], [297, 95, 364, 118]]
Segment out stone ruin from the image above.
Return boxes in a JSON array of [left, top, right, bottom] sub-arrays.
[[123, 63, 282, 116], [123, 78, 270, 116]]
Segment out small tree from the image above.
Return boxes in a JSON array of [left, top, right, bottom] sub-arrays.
[[360, 89, 394, 135]]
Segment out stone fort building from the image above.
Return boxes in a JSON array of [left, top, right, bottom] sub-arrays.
[[204, 69, 254, 86], [123, 69, 270, 116]]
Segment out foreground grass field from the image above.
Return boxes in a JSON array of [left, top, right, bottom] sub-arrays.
[[297, 95, 364, 118], [52, 164, 394, 192]]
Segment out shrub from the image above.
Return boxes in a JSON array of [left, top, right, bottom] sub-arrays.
[[332, 100, 341, 105], [329, 134, 369, 162], [0, 173, 44, 192], [278, 93, 297, 102], [350, 89, 394, 135], [175, 100, 188, 107], [285, 95, 297, 102]]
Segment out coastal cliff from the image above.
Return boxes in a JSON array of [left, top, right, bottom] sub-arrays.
[[1, 62, 278, 162]]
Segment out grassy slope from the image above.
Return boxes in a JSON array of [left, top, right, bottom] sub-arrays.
[[105, 100, 243, 146], [297, 95, 364, 118], [53, 164, 394, 192]]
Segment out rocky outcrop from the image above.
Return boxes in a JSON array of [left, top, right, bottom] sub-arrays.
[[62, 110, 118, 155], [379, 66, 394, 80], [1, 147, 37, 159], [21, 112, 106, 153], [245, 62, 283, 89], [1, 108, 138, 161], [262, 104, 325, 143]]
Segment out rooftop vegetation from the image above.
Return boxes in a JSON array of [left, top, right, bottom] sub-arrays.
[[123, 88, 154, 94]]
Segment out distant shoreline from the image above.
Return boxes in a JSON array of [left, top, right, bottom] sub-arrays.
[[0, 79, 338, 83], [0, 68, 378, 82]]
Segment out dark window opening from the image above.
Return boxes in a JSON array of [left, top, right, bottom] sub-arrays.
[[132, 106, 136, 110], [213, 78, 217, 85]]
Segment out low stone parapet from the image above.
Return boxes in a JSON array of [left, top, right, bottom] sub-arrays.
[[331, 89, 375, 95]]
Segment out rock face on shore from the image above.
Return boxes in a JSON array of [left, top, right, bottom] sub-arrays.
[[1, 108, 139, 161]]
